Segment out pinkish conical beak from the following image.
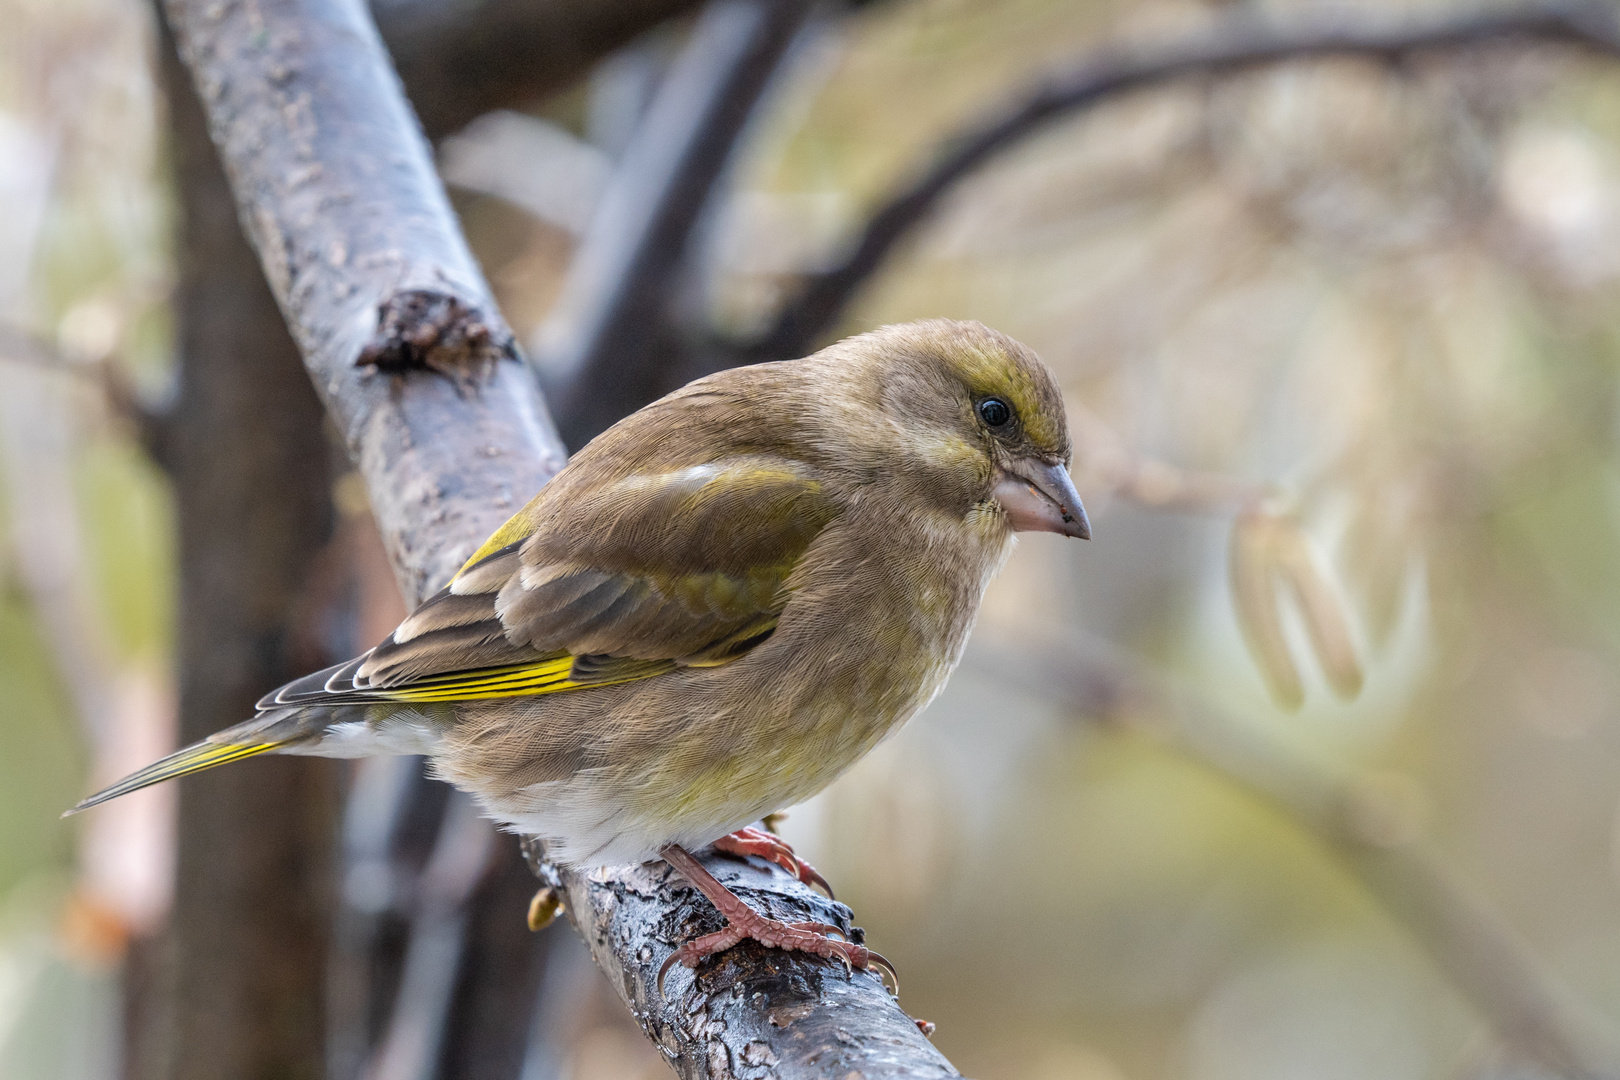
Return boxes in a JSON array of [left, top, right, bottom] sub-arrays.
[[992, 459, 1091, 539]]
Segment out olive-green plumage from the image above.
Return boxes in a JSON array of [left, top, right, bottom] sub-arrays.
[[73, 319, 1088, 867]]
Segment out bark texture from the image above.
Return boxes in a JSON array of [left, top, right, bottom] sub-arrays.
[[530, 844, 958, 1080], [162, 0, 566, 605]]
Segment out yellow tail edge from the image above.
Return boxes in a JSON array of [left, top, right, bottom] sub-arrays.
[[64, 739, 287, 816]]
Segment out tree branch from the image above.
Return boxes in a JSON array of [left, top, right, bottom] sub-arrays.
[[145, 19, 344, 1078], [161, 0, 950, 1073], [524, 838, 955, 1080], [163, 0, 566, 603], [753, 1, 1620, 360], [540, 0, 817, 448], [0, 322, 171, 464], [376, 0, 708, 141]]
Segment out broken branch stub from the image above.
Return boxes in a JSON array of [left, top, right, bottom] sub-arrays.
[[355, 289, 515, 380], [162, 0, 565, 603]]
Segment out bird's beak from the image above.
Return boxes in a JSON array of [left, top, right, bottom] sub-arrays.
[[992, 459, 1091, 539]]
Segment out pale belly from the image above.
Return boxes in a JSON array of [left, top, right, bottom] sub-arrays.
[[446, 643, 960, 867]]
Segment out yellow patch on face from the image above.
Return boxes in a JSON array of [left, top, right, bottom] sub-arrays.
[[942, 340, 1065, 452], [913, 431, 987, 474]]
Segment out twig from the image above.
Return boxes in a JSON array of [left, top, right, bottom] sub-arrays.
[[162, 0, 954, 1073], [540, 0, 817, 447], [0, 322, 171, 464], [752, 1, 1620, 359], [963, 633, 1620, 1080]]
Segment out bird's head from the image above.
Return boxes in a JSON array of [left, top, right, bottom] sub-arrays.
[[811, 319, 1090, 540]]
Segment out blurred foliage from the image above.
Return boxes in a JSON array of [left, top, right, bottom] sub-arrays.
[[0, 580, 83, 895], [74, 439, 172, 664]]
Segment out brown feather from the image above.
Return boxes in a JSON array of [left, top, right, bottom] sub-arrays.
[[393, 589, 501, 642]]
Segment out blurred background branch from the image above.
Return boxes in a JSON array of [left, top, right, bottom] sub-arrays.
[[968, 632, 1620, 1080], [749, 1, 1620, 361], [0, 322, 168, 463], [538, 0, 818, 448], [374, 0, 709, 141]]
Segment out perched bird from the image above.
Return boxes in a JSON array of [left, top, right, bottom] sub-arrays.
[[71, 318, 1089, 986]]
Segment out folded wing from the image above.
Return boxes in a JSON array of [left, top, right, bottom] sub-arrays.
[[260, 455, 837, 708]]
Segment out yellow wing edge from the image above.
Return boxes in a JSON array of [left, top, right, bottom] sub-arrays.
[[380, 654, 674, 703], [66, 739, 284, 816]]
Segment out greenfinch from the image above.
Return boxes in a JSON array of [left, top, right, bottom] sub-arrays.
[[72, 318, 1089, 981]]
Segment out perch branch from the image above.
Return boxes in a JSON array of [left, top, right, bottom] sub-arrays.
[[754, 1, 1620, 359], [161, 0, 951, 1074], [162, 0, 566, 603]]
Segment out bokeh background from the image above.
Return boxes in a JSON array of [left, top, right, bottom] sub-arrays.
[[6, 0, 1620, 1078]]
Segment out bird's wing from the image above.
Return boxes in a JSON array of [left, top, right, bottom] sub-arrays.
[[260, 455, 837, 708]]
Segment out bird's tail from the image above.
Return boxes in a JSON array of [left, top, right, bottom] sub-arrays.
[[65, 707, 322, 815]]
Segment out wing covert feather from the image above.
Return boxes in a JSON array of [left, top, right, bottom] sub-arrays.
[[502, 456, 837, 662], [343, 454, 837, 697]]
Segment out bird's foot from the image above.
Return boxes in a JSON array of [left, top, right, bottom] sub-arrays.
[[656, 843, 897, 999], [711, 825, 834, 899], [658, 905, 888, 986]]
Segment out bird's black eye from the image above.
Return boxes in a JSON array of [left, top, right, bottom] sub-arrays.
[[977, 397, 1012, 428]]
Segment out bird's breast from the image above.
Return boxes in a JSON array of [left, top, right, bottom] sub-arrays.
[[437, 500, 1013, 865], [714, 506, 1013, 789]]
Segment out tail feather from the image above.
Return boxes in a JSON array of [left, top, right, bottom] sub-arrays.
[[66, 705, 330, 815], [65, 738, 289, 815]]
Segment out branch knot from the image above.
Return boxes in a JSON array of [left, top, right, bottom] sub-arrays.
[[357, 289, 514, 379]]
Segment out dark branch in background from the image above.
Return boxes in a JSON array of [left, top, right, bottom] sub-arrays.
[[747, 0, 1620, 361], [967, 634, 1620, 1080], [362, 791, 496, 1080], [541, 0, 817, 448], [159, 0, 951, 1075], [375, 0, 707, 140]]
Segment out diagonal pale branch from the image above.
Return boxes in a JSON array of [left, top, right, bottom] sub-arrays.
[[163, 0, 567, 604], [159, 0, 950, 1074], [752, 0, 1620, 360]]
